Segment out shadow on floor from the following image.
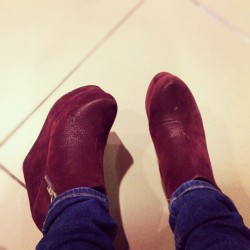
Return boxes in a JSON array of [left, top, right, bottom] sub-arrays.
[[104, 132, 133, 250], [110, 109, 173, 249]]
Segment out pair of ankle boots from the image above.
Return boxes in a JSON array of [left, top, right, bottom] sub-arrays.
[[23, 72, 217, 231]]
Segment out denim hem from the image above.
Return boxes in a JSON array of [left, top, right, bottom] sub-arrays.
[[169, 180, 223, 209], [40, 187, 118, 246], [48, 187, 109, 214]]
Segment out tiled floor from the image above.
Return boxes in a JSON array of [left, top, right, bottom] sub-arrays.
[[0, 0, 250, 249]]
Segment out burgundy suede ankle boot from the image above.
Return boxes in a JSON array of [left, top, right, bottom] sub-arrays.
[[146, 72, 218, 200], [23, 86, 117, 230]]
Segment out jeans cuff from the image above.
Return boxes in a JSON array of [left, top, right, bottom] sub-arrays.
[[48, 187, 109, 213], [42, 187, 109, 233], [169, 180, 222, 209]]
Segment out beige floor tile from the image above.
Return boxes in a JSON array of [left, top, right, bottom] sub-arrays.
[[196, 0, 250, 39], [0, 0, 139, 143], [0, 0, 250, 249], [0, 168, 41, 249]]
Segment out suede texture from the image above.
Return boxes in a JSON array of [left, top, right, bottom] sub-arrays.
[[146, 72, 218, 200], [23, 86, 117, 231]]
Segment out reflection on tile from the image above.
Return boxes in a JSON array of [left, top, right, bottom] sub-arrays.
[[193, 0, 250, 41], [0, 0, 140, 144], [0, 169, 41, 249]]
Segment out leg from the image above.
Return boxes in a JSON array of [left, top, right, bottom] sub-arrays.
[[23, 86, 118, 248], [170, 180, 250, 250], [146, 72, 250, 249], [37, 188, 117, 250]]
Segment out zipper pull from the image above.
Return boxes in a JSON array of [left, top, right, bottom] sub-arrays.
[[44, 175, 57, 202]]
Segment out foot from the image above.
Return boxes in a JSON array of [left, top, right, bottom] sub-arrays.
[[23, 86, 117, 230], [146, 72, 218, 200]]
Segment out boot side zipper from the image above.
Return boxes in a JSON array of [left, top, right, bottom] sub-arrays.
[[44, 175, 57, 202]]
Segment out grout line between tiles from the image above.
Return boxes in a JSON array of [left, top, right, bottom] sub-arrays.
[[0, 164, 26, 189], [190, 0, 250, 44], [0, 0, 146, 147]]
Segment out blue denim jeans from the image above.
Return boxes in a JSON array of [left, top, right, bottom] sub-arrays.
[[36, 188, 117, 250], [36, 181, 250, 249], [170, 180, 250, 249]]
